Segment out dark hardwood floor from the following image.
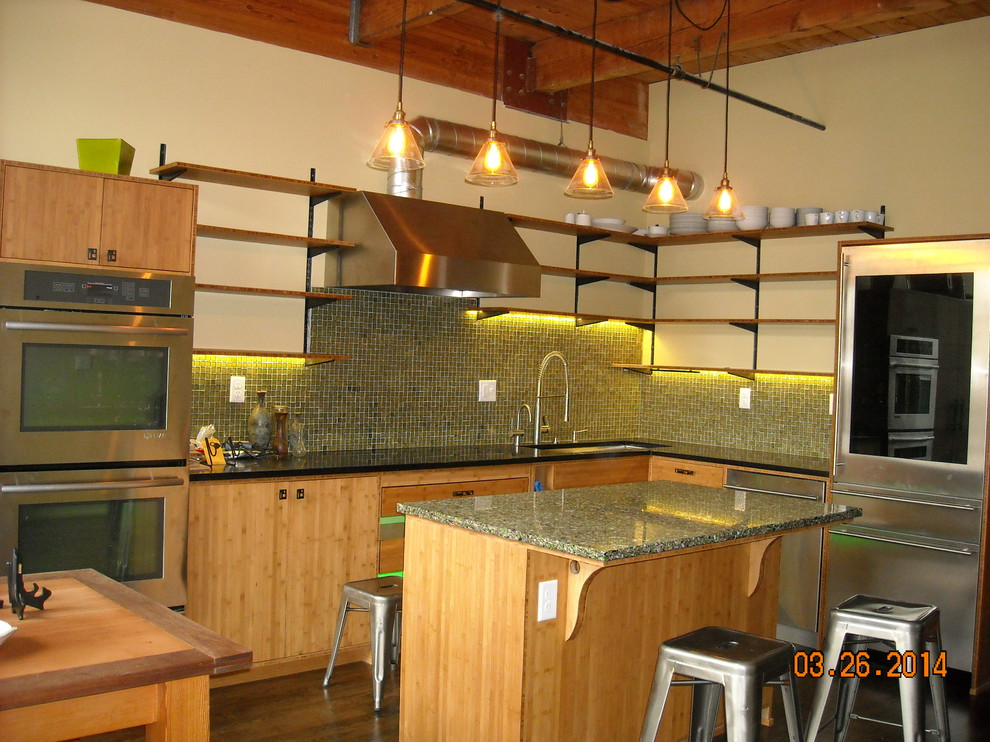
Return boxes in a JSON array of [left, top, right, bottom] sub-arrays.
[[82, 659, 990, 741]]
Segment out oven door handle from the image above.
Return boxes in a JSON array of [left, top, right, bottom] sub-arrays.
[[833, 529, 975, 556], [831, 488, 978, 511], [3, 320, 189, 336], [1, 477, 185, 494]]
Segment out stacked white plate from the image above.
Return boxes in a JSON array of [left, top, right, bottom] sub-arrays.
[[669, 211, 707, 235], [736, 205, 769, 230], [707, 216, 739, 232], [592, 217, 636, 233], [769, 206, 796, 228]]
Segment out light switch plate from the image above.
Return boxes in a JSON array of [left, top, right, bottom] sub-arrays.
[[478, 379, 497, 402], [537, 579, 557, 622], [229, 375, 246, 403], [738, 387, 752, 409]]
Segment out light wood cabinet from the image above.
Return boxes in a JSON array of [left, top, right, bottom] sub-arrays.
[[187, 475, 379, 666], [0, 161, 196, 274], [535, 455, 650, 490], [378, 465, 533, 574], [650, 457, 725, 488]]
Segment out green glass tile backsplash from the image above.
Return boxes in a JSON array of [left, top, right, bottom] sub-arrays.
[[190, 290, 832, 457]]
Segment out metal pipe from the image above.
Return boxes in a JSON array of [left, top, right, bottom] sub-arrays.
[[386, 162, 423, 198], [454, 0, 826, 131], [409, 116, 703, 198]]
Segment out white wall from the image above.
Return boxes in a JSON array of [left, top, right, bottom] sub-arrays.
[[648, 16, 990, 237]]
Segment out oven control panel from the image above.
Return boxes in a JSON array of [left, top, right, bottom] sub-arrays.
[[22, 269, 173, 309]]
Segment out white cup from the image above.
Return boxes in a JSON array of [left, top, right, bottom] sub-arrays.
[[575, 211, 592, 226], [819, 211, 834, 224], [835, 210, 850, 223], [647, 224, 668, 237], [564, 212, 576, 224], [803, 213, 820, 226], [864, 210, 879, 223], [850, 209, 865, 222]]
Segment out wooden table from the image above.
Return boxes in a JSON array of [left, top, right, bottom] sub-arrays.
[[0, 569, 251, 742], [397, 481, 859, 742]]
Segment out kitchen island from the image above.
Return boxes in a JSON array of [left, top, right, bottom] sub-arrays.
[[397, 480, 858, 742]]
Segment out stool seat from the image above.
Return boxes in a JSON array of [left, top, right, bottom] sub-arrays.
[[640, 626, 803, 742], [804, 594, 949, 742], [323, 576, 403, 711]]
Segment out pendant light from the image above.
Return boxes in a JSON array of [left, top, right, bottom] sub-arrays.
[[367, 0, 425, 171], [643, 0, 687, 213], [565, 0, 613, 199], [466, 1, 518, 186], [704, 0, 743, 219]]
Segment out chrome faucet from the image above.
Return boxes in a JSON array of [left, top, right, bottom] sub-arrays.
[[533, 351, 569, 446], [510, 403, 533, 451]]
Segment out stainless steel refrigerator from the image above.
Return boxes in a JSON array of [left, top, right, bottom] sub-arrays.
[[830, 235, 990, 673]]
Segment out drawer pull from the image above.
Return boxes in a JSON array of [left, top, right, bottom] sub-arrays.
[[674, 468, 695, 476], [278, 488, 288, 501], [296, 488, 305, 500], [452, 489, 475, 497]]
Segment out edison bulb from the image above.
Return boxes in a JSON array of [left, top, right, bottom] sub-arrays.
[[483, 142, 502, 172]]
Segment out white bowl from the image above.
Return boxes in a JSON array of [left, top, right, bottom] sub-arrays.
[[592, 217, 626, 228], [769, 215, 796, 228], [0, 620, 17, 648]]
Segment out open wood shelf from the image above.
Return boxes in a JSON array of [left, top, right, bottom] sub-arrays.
[[193, 348, 346, 367], [152, 162, 355, 199], [195, 283, 352, 310], [542, 266, 837, 286], [508, 214, 892, 247], [612, 363, 834, 379], [196, 224, 355, 257]]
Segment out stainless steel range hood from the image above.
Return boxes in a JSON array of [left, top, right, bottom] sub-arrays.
[[325, 191, 541, 298]]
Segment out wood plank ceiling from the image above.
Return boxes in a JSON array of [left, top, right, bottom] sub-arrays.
[[87, 0, 988, 139]]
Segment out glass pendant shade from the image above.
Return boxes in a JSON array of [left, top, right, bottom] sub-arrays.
[[368, 107, 425, 171], [643, 164, 688, 213], [466, 126, 518, 186], [704, 176, 744, 219], [565, 147, 614, 199]]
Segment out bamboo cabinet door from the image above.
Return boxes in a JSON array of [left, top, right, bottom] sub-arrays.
[[275, 476, 380, 659], [102, 178, 195, 273], [0, 163, 103, 264], [187, 480, 283, 663]]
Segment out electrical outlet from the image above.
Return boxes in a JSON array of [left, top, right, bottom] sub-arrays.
[[537, 579, 557, 622], [229, 375, 246, 403], [478, 379, 497, 402], [738, 387, 752, 409]]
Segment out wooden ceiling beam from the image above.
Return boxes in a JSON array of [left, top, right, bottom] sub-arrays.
[[530, 0, 961, 91], [353, 0, 472, 43]]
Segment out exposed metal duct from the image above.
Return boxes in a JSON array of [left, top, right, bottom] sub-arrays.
[[409, 116, 704, 200]]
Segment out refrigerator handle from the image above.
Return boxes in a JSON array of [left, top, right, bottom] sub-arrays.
[[831, 488, 978, 511], [834, 529, 975, 556]]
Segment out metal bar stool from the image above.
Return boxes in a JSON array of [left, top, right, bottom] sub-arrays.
[[640, 626, 803, 742], [322, 576, 403, 711], [804, 594, 949, 742]]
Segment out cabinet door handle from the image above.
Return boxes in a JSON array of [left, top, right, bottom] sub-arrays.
[[296, 488, 305, 500], [106, 249, 117, 262], [452, 489, 475, 497], [87, 248, 99, 261], [278, 488, 288, 501], [674, 468, 695, 476]]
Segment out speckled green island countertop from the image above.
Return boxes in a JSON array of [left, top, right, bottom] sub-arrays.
[[398, 480, 860, 563]]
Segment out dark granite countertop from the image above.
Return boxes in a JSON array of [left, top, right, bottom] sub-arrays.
[[398, 480, 859, 562], [189, 439, 829, 482]]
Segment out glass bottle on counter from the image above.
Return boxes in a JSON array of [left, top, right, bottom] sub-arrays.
[[273, 406, 289, 458], [248, 390, 273, 452], [288, 414, 307, 457]]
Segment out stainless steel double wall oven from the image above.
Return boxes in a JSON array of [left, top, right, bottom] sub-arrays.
[[0, 261, 193, 607]]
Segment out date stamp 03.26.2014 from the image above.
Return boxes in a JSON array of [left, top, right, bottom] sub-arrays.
[[793, 649, 948, 679]]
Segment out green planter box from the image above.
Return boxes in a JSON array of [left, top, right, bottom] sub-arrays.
[[76, 138, 135, 175]]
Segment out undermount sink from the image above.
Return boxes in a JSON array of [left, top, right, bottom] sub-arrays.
[[521, 441, 666, 456]]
